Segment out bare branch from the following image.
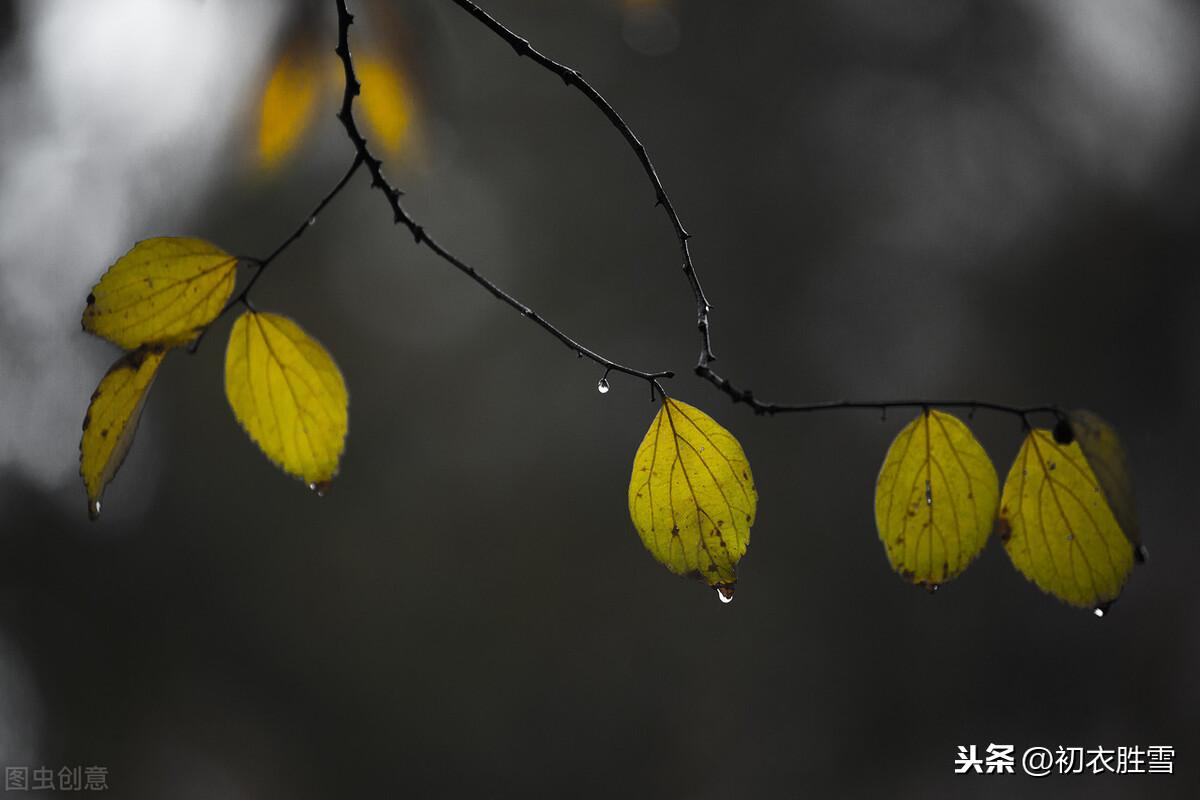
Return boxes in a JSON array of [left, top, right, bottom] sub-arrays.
[[444, 0, 1065, 425], [332, 0, 672, 388]]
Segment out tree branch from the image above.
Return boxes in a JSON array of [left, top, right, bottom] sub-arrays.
[[332, 0, 672, 390], [444, 0, 714, 366], [442, 0, 1066, 425], [188, 155, 365, 354]]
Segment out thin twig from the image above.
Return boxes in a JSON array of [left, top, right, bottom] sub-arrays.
[[444, 0, 1065, 424], [681, 378, 1064, 424], [236, 153, 365, 306], [188, 155, 365, 354], [444, 0, 713, 365], [333, 0, 672, 387]]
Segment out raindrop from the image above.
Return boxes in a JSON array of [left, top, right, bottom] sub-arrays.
[[1135, 545, 1149, 564], [308, 481, 330, 498], [88, 500, 101, 521], [1093, 607, 1105, 618], [597, 378, 610, 394], [715, 585, 735, 604], [307, 216, 317, 227], [925, 583, 940, 595]]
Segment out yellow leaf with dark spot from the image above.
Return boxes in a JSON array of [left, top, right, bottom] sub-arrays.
[[357, 55, 412, 155], [875, 410, 998, 589], [225, 311, 348, 486], [80, 347, 167, 520], [82, 237, 238, 350], [628, 397, 756, 597], [258, 45, 322, 168], [1069, 410, 1141, 550], [999, 429, 1134, 609]]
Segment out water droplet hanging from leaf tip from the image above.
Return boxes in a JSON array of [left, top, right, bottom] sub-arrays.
[[1093, 607, 1105, 618], [715, 585, 735, 604], [88, 500, 101, 521], [597, 378, 610, 394]]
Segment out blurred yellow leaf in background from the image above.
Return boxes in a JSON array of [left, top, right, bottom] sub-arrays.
[[82, 237, 237, 350], [628, 397, 756, 599], [1069, 410, 1141, 552], [258, 45, 322, 168], [258, 38, 413, 169], [356, 55, 412, 155], [999, 429, 1134, 609], [875, 410, 998, 590], [80, 347, 167, 520], [225, 311, 348, 488]]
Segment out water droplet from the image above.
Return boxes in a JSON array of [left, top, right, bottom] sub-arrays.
[[924, 479, 932, 506], [307, 216, 317, 227], [1135, 545, 1149, 564], [597, 378, 610, 394], [715, 585, 735, 604], [1093, 607, 1105, 618], [308, 481, 331, 497], [925, 583, 940, 594], [88, 500, 101, 521]]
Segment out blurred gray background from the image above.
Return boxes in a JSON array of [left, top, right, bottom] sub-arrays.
[[0, 0, 1198, 796]]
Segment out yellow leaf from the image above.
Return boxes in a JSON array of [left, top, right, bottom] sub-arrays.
[[875, 410, 998, 589], [1069, 410, 1141, 551], [79, 346, 167, 520], [258, 44, 322, 168], [999, 429, 1134, 609], [82, 237, 238, 350], [628, 397, 756, 598], [225, 311, 348, 487], [357, 55, 412, 155]]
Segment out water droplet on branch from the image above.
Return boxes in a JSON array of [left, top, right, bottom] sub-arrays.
[[597, 378, 610, 394]]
